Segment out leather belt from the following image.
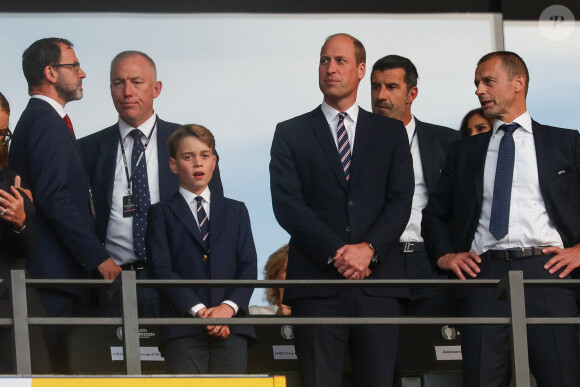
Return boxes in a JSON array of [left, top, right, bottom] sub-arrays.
[[120, 261, 146, 270], [483, 246, 551, 261], [399, 242, 425, 253]]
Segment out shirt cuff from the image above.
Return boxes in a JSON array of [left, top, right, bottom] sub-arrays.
[[222, 300, 238, 315], [189, 303, 206, 317]]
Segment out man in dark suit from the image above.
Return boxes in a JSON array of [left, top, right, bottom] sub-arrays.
[[147, 124, 256, 374], [79, 51, 222, 316], [422, 51, 580, 386], [9, 37, 121, 371], [371, 55, 458, 315], [270, 33, 414, 387]]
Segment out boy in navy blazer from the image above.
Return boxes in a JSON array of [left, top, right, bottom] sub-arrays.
[[146, 124, 256, 374]]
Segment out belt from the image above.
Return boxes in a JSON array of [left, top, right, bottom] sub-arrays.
[[399, 242, 425, 253], [483, 246, 551, 261], [120, 261, 146, 270]]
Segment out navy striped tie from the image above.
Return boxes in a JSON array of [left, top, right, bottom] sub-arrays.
[[489, 123, 519, 240], [195, 196, 210, 252], [337, 112, 351, 181]]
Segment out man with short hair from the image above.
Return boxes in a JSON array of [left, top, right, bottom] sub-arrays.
[[80, 51, 222, 317], [9, 37, 120, 371], [270, 34, 414, 387], [371, 55, 458, 315], [422, 51, 580, 386]]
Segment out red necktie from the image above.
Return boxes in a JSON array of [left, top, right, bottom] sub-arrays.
[[63, 114, 75, 135]]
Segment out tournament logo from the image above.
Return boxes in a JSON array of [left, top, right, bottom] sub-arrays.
[[441, 325, 457, 341], [281, 325, 294, 340]]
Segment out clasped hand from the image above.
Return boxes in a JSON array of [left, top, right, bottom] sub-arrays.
[[333, 242, 373, 280]]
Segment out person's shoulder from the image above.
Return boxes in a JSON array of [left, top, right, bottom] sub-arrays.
[[79, 123, 118, 145], [277, 106, 322, 127], [416, 118, 458, 139], [156, 117, 180, 132], [533, 120, 577, 136]]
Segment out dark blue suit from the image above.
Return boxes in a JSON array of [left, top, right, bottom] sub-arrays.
[[146, 190, 256, 372], [422, 121, 580, 386], [270, 106, 414, 387], [9, 98, 108, 294], [402, 118, 458, 316]]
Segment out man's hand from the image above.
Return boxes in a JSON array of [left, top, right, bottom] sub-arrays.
[[0, 185, 26, 228], [333, 242, 374, 280], [97, 258, 122, 280], [543, 245, 580, 278], [205, 303, 234, 339], [437, 252, 482, 280], [276, 304, 292, 316]]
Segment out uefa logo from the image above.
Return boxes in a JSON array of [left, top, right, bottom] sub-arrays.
[[441, 325, 457, 341], [281, 325, 294, 340]]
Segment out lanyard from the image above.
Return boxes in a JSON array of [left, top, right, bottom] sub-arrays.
[[119, 118, 157, 195]]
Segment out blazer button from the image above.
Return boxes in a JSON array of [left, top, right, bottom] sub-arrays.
[[346, 226, 351, 232], [348, 200, 353, 206]]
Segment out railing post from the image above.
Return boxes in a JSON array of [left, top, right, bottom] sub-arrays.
[[11, 270, 31, 375], [497, 270, 530, 387], [118, 270, 141, 375]]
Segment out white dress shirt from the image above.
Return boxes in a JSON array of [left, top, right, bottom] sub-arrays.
[[31, 95, 66, 118], [179, 186, 239, 317], [400, 116, 427, 243], [321, 101, 359, 154], [471, 111, 563, 255], [105, 113, 160, 265]]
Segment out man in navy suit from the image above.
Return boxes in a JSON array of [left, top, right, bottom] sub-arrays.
[[147, 124, 256, 374], [422, 51, 580, 386], [9, 37, 121, 370], [79, 51, 222, 316], [270, 34, 414, 387], [371, 55, 458, 316]]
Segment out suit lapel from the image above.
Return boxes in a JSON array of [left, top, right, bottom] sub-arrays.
[[469, 131, 492, 209], [101, 126, 120, 208], [208, 195, 225, 255], [416, 120, 435, 192], [167, 192, 206, 250], [309, 107, 348, 191], [156, 119, 174, 200], [348, 108, 372, 187], [531, 120, 551, 197]]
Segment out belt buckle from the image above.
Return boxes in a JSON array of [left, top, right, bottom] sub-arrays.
[[403, 242, 414, 253]]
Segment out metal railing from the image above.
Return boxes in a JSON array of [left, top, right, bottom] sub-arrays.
[[2, 269, 580, 386]]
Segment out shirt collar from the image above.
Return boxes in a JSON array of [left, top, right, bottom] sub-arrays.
[[321, 101, 359, 124], [405, 116, 417, 145], [179, 185, 211, 206], [492, 111, 532, 136], [31, 95, 66, 118], [118, 113, 157, 140]]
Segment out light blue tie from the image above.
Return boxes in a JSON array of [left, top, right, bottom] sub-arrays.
[[489, 123, 519, 240]]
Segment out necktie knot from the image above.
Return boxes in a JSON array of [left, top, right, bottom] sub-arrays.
[[130, 129, 145, 141], [195, 196, 203, 205], [338, 112, 347, 122], [500, 123, 518, 134]]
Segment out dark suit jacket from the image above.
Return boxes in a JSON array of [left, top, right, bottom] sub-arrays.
[[270, 106, 414, 302], [422, 121, 580, 264], [146, 191, 257, 344], [8, 98, 108, 283], [415, 118, 459, 195], [79, 118, 223, 245]]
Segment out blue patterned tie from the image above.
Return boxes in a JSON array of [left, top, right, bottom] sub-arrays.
[[130, 129, 150, 261], [195, 196, 210, 252], [336, 112, 352, 181], [489, 123, 519, 240]]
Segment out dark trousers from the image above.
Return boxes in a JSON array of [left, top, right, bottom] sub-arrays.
[[292, 289, 400, 387], [91, 267, 160, 318], [401, 250, 449, 316], [459, 254, 579, 387], [160, 333, 248, 374]]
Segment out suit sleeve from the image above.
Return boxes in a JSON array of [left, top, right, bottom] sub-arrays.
[[270, 122, 345, 267], [362, 124, 414, 262], [146, 204, 203, 315], [421, 142, 457, 263], [25, 115, 108, 271], [222, 203, 257, 314]]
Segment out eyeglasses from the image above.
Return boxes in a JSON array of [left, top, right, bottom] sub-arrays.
[[51, 61, 81, 72], [0, 128, 12, 145]]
